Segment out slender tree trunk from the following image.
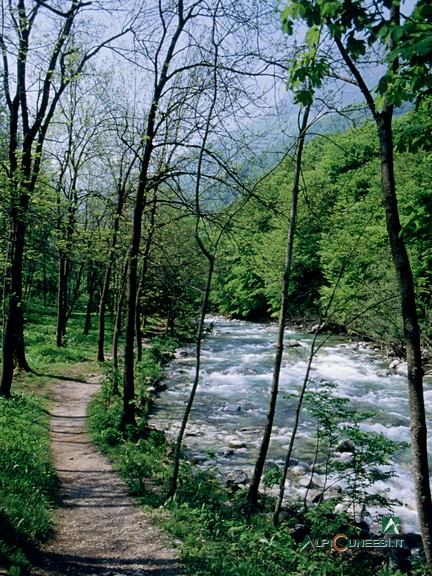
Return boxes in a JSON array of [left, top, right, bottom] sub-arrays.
[[84, 270, 98, 336], [136, 194, 158, 363], [246, 104, 310, 517], [98, 265, 112, 361], [167, 254, 215, 498], [122, 5, 189, 429], [113, 270, 127, 371], [56, 255, 68, 347], [65, 262, 84, 324], [97, 186, 127, 362], [377, 112, 432, 569], [273, 330, 318, 525]]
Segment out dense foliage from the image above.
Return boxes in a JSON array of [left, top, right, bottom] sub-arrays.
[[212, 106, 432, 351]]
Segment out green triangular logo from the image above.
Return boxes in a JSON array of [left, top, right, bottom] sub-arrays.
[[382, 516, 402, 535]]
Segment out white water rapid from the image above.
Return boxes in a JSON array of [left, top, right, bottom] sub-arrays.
[[149, 316, 432, 534]]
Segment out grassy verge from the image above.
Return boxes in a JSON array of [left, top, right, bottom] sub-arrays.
[[0, 394, 57, 575], [88, 341, 425, 576]]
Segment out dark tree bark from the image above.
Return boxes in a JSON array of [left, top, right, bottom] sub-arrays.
[[167, 253, 214, 498], [377, 111, 432, 569], [136, 193, 158, 364], [122, 1, 193, 428], [98, 184, 127, 361], [113, 271, 127, 372], [56, 255, 69, 347], [84, 268, 99, 336], [331, 6, 432, 565], [97, 136, 137, 362], [246, 104, 311, 517]]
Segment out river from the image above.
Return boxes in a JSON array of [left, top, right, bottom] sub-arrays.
[[149, 316, 432, 533]]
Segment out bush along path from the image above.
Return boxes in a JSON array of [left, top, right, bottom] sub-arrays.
[[30, 373, 183, 576]]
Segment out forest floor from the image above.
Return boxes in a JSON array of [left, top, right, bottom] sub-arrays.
[[29, 372, 183, 576]]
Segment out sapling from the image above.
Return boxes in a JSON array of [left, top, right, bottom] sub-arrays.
[[303, 381, 408, 520]]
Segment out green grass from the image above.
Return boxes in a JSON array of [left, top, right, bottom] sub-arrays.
[[0, 394, 58, 575]]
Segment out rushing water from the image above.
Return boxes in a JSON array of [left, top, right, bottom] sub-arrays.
[[149, 316, 432, 533]]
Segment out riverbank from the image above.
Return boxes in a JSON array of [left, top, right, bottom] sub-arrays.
[[150, 316, 432, 536], [87, 332, 429, 576]]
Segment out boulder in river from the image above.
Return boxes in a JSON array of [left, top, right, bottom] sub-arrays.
[[377, 369, 391, 377], [225, 404, 242, 412], [285, 339, 302, 348], [396, 362, 408, 376], [335, 439, 355, 453], [298, 476, 320, 489], [226, 469, 249, 488], [226, 438, 247, 449], [290, 465, 308, 476]]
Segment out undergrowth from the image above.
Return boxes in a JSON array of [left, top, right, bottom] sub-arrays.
[[0, 394, 58, 575]]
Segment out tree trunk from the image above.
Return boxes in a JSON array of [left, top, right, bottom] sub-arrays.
[[136, 194, 158, 364], [273, 330, 318, 525], [113, 268, 127, 371], [84, 270, 98, 336], [65, 262, 84, 324], [246, 104, 310, 517], [98, 264, 112, 361], [377, 111, 432, 569], [121, 6, 188, 429], [1, 217, 31, 397], [56, 255, 68, 347], [333, 13, 432, 565], [167, 254, 215, 498], [97, 186, 127, 362]]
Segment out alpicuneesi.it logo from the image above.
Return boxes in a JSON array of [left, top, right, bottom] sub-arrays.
[[300, 516, 405, 553]]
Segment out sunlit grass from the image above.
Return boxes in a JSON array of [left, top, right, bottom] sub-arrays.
[[0, 394, 58, 575]]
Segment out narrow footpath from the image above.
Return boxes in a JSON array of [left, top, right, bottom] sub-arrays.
[[30, 374, 183, 576]]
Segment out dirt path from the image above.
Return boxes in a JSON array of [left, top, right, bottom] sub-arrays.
[[30, 374, 183, 576]]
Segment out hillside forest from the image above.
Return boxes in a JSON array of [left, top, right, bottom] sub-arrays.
[[0, 1, 432, 575]]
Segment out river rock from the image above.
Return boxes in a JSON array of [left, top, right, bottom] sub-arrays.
[[334, 502, 348, 515], [297, 476, 319, 489], [290, 465, 308, 476], [176, 349, 189, 358], [185, 428, 203, 437], [377, 369, 391, 377], [335, 439, 355, 453], [225, 404, 242, 412], [226, 438, 247, 449], [201, 459, 218, 467], [396, 362, 408, 376], [336, 451, 354, 462], [146, 386, 157, 394], [286, 339, 302, 348], [226, 469, 249, 487], [389, 359, 401, 369], [308, 489, 324, 504]]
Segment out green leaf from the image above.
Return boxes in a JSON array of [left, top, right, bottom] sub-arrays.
[[305, 25, 321, 46]]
